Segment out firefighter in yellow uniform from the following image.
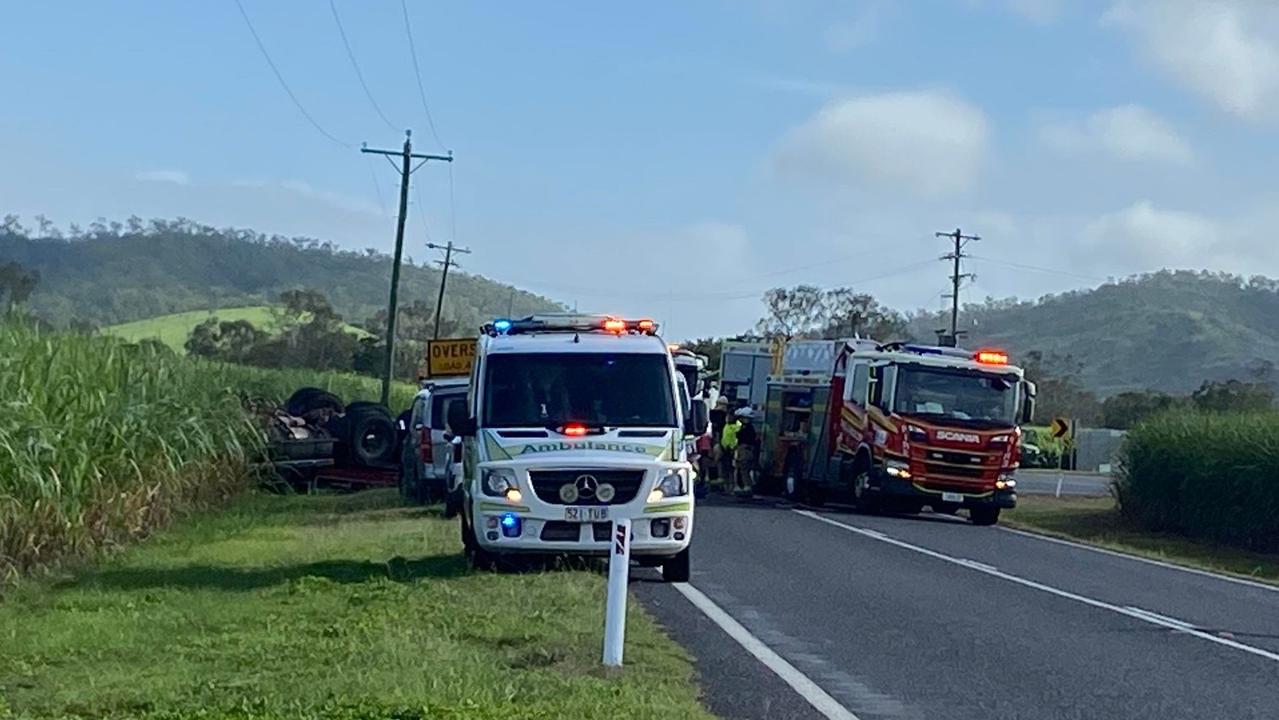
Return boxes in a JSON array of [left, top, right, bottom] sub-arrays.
[[718, 412, 741, 491], [732, 407, 758, 497]]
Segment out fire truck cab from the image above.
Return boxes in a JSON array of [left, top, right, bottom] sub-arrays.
[[773, 340, 1034, 525]]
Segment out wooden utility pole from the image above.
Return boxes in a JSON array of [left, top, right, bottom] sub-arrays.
[[426, 240, 471, 339], [362, 130, 452, 405], [935, 228, 979, 347]]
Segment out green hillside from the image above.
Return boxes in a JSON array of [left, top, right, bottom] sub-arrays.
[[908, 270, 1279, 396], [103, 306, 369, 352], [0, 219, 562, 330]]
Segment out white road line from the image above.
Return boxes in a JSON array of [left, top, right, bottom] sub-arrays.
[[672, 582, 860, 720], [998, 525, 1279, 594], [794, 510, 1279, 665]]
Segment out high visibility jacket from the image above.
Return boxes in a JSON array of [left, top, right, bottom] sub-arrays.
[[721, 420, 742, 451]]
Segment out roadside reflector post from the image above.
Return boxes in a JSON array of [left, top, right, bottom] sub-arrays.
[[602, 518, 632, 667]]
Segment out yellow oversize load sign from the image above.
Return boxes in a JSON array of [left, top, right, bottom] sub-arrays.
[[426, 338, 477, 377]]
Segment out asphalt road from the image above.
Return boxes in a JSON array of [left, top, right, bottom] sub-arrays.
[[1014, 469, 1112, 496], [636, 497, 1279, 720]]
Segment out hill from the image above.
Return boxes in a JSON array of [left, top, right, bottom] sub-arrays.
[[908, 270, 1279, 396], [102, 306, 370, 352], [0, 218, 562, 330]]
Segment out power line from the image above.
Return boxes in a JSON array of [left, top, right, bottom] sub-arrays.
[[413, 184, 434, 243], [966, 254, 1107, 283], [329, 0, 400, 133], [365, 154, 389, 217], [401, 0, 447, 150], [234, 0, 351, 149]]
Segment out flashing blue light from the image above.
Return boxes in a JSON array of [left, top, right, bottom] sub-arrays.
[[493, 319, 513, 333], [499, 512, 522, 538]]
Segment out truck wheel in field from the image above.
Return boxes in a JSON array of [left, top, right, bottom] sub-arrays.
[[662, 548, 691, 583], [285, 387, 344, 418], [970, 506, 1001, 526], [342, 404, 398, 466]]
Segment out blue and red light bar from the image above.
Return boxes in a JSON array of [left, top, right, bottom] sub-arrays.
[[483, 315, 659, 337]]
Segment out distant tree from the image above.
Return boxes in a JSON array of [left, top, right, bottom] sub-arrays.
[[822, 288, 907, 342], [680, 337, 723, 374], [1101, 390, 1184, 430], [185, 318, 222, 358], [1021, 350, 1101, 425], [1191, 380, 1274, 413], [0, 261, 40, 312], [184, 318, 268, 363], [755, 285, 826, 340], [0, 214, 26, 237]]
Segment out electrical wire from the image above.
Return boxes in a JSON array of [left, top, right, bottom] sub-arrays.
[[364, 154, 389, 217], [234, 0, 351, 149], [413, 185, 434, 243], [401, 0, 447, 150], [967, 254, 1107, 283], [447, 162, 458, 242], [329, 0, 400, 133]]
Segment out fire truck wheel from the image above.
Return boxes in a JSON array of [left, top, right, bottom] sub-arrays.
[[662, 548, 691, 583], [970, 506, 1001, 526], [851, 466, 880, 514]]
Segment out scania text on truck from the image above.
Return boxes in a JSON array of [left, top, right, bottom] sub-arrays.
[[447, 314, 708, 581], [764, 340, 1035, 525]]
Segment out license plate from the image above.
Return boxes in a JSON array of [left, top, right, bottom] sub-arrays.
[[565, 507, 609, 522], [941, 492, 965, 504]]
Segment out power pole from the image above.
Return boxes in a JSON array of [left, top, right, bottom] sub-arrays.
[[426, 240, 471, 339], [362, 130, 453, 406], [935, 227, 979, 347]]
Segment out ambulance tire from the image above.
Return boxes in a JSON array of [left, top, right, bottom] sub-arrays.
[[662, 548, 690, 583]]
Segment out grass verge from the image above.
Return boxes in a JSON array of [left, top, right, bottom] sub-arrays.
[[0, 490, 712, 720], [1006, 495, 1279, 586]]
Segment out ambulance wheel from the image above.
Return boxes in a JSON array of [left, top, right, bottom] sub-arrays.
[[662, 548, 690, 583], [970, 507, 1001, 526]]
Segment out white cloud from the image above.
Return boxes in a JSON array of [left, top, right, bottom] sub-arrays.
[[771, 90, 989, 198], [135, 169, 190, 185], [1104, 0, 1279, 121], [1039, 104, 1193, 164], [1080, 200, 1220, 270]]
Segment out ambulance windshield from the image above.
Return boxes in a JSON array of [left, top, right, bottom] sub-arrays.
[[484, 352, 677, 428], [893, 366, 1019, 427]]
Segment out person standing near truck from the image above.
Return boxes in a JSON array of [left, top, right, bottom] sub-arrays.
[[733, 406, 758, 497]]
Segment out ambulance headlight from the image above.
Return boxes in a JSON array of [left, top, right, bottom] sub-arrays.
[[654, 469, 689, 499], [482, 468, 518, 497]]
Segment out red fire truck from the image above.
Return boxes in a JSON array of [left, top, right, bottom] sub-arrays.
[[762, 340, 1035, 525]]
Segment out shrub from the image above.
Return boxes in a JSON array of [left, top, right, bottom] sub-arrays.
[[1115, 410, 1279, 552]]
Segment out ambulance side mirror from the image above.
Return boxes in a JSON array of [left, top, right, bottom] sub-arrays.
[[686, 398, 709, 436], [448, 402, 477, 438]]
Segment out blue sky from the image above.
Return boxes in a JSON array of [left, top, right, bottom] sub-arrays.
[[6, 0, 1279, 340]]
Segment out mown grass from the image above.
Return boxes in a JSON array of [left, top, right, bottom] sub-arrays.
[[102, 306, 371, 353], [0, 321, 416, 581], [1006, 495, 1279, 585], [0, 490, 712, 720]]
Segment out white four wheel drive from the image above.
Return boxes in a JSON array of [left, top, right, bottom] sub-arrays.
[[449, 314, 708, 582]]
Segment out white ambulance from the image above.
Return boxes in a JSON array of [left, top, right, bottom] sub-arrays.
[[447, 314, 708, 582]]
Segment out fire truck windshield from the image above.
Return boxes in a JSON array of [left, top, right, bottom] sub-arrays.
[[892, 366, 1019, 427]]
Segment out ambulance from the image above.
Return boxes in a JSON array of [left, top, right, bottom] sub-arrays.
[[447, 314, 708, 581]]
